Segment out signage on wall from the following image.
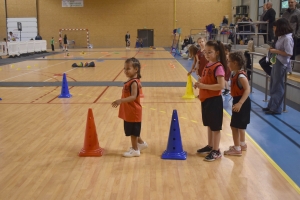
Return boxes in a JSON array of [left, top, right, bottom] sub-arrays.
[[62, 0, 84, 7]]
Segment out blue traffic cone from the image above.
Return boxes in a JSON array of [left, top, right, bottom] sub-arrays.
[[58, 73, 72, 98], [161, 110, 187, 160]]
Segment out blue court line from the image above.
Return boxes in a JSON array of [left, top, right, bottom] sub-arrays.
[[174, 55, 300, 188]]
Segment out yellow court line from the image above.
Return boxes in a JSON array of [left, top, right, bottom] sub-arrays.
[[173, 51, 300, 194], [223, 110, 300, 194]]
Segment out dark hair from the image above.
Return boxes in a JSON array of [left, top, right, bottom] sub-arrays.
[[229, 51, 246, 71], [205, 40, 228, 72], [125, 57, 141, 79], [64, 34, 67, 39], [188, 45, 199, 58], [224, 44, 232, 52], [274, 18, 293, 37]]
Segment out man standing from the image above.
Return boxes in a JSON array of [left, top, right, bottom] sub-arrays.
[[282, 0, 300, 60], [125, 31, 130, 49], [263, 2, 276, 43], [258, 3, 268, 43]]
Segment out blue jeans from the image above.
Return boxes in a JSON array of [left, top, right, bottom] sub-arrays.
[[268, 59, 286, 113]]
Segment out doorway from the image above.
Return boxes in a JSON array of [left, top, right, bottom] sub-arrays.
[[137, 29, 154, 47]]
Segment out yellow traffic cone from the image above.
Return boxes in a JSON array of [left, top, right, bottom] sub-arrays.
[[182, 75, 195, 99]]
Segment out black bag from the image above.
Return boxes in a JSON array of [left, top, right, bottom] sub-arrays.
[[259, 56, 272, 76]]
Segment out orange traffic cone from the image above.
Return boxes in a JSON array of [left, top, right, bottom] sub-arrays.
[[78, 108, 103, 157], [137, 79, 144, 98]]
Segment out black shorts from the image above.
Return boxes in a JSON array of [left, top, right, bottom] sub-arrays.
[[230, 96, 251, 129], [201, 95, 223, 131], [124, 121, 141, 137]]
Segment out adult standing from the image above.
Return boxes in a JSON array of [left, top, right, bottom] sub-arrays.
[[263, 2, 276, 43], [282, 0, 300, 61], [63, 34, 68, 51], [125, 31, 130, 49], [258, 3, 268, 43], [263, 18, 294, 114], [222, 16, 228, 25]]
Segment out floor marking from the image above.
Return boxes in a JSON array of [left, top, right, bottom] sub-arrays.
[[0, 61, 66, 82]]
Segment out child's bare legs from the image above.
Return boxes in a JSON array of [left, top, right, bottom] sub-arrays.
[[131, 136, 146, 150], [239, 129, 245, 144], [207, 127, 213, 147], [131, 136, 138, 150], [137, 137, 144, 144], [231, 126, 240, 146], [212, 131, 221, 150]]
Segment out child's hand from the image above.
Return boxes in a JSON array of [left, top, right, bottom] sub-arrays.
[[232, 102, 242, 112], [194, 82, 200, 89], [112, 100, 122, 108], [187, 71, 192, 75]]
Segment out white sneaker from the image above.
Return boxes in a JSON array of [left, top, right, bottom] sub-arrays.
[[123, 147, 140, 157], [138, 142, 148, 151]]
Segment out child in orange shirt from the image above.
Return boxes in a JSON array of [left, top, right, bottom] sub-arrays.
[[194, 41, 227, 162], [112, 57, 148, 157], [224, 51, 250, 156]]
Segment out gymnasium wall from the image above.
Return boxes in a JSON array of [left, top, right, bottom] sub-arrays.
[[0, 2, 7, 41], [2, 0, 232, 47]]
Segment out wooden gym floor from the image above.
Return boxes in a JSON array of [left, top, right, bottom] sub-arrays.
[[0, 48, 299, 200]]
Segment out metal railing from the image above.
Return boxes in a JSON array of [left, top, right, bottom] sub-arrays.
[[200, 22, 269, 47], [247, 52, 300, 112]]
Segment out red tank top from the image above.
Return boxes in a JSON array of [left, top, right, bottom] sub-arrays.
[[197, 50, 209, 76], [230, 71, 247, 97], [118, 78, 142, 122], [199, 62, 224, 102]]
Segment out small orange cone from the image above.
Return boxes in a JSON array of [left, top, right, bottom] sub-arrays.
[[78, 108, 103, 157], [137, 79, 144, 98]]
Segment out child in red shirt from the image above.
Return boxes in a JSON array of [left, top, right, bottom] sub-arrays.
[[112, 57, 148, 157]]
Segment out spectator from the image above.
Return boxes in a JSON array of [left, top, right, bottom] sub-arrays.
[[282, 0, 300, 61], [35, 33, 42, 40], [182, 36, 189, 50], [263, 2, 276, 43], [7, 32, 16, 42], [258, 3, 268, 43], [222, 16, 228, 25], [263, 19, 294, 114], [188, 35, 193, 44]]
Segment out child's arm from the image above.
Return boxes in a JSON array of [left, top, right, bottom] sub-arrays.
[[232, 77, 250, 112], [187, 57, 197, 75], [195, 76, 225, 90], [112, 82, 138, 108]]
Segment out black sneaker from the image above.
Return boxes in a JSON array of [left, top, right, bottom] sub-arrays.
[[262, 107, 270, 111], [204, 150, 222, 162], [197, 145, 212, 154]]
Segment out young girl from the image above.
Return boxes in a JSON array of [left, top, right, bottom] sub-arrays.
[[112, 57, 148, 157], [194, 40, 227, 162], [187, 38, 208, 79], [224, 51, 251, 156], [187, 45, 199, 75], [223, 44, 232, 96]]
